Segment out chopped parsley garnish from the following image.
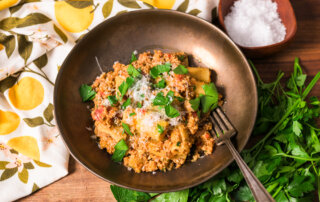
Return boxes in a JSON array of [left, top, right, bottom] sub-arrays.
[[129, 51, 137, 63], [127, 64, 141, 78], [108, 95, 118, 106], [140, 94, 145, 98], [177, 141, 181, 146], [136, 102, 142, 108], [203, 83, 219, 97], [129, 112, 136, 117], [165, 105, 180, 118], [79, 84, 96, 102], [175, 96, 185, 102], [173, 65, 188, 75], [152, 91, 180, 118], [154, 79, 166, 89], [153, 92, 168, 106], [122, 122, 133, 136], [166, 91, 174, 103], [200, 95, 218, 113], [200, 83, 219, 113], [157, 124, 165, 134], [118, 77, 135, 98], [150, 63, 171, 78], [111, 139, 128, 162], [177, 55, 185, 62], [189, 97, 200, 111], [121, 98, 131, 110]]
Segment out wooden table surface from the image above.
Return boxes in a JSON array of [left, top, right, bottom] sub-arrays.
[[19, 0, 320, 201]]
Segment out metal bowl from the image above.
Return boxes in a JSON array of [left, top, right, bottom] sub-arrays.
[[54, 10, 257, 192]]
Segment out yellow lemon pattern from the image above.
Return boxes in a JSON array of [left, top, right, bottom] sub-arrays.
[[0, 0, 207, 195], [0, 110, 20, 135], [8, 77, 44, 110], [141, 0, 176, 9], [54, 1, 94, 33], [7, 136, 40, 161], [0, 0, 18, 10]]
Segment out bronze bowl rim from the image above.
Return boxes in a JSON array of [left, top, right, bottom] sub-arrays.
[[54, 9, 258, 192]]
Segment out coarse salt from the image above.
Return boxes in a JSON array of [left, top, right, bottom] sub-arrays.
[[224, 0, 286, 47]]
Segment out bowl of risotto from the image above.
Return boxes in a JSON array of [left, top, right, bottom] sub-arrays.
[[54, 10, 257, 192]]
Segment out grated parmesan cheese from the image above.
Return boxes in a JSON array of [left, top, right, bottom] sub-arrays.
[[103, 99, 111, 107], [169, 117, 181, 126], [128, 76, 154, 108], [138, 111, 164, 132]]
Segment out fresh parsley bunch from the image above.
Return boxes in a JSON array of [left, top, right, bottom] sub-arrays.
[[110, 58, 320, 202]]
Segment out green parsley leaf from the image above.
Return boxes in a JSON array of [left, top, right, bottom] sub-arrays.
[[121, 98, 131, 110], [79, 84, 96, 102], [118, 77, 135, 98], [110, 185, 151, 202], [137, 102, 142, 108], [177, 141, 181, 146], [129, 112, 136, 117], [150, 63, 171, 78], [177, 55, 185, 62], [154, 79, 166, 89], [201, 95, 218, 113], [108, 95, 117, 106], [127, 64, 141, 78], [296, 74, 307, 87], [287, 173, 315, 197], [111, 139, 128, 162], [174, 96, 185, 102], [203, 83, 218, 97], [200, 83, 219, 113], [152, 189, 188, 202], [153, 92, 167, 106], [165, 91, 175, 105], [173, 65, 188, 74], [157, 124, 165, 134], [122, 122, 133, 136], [292, 120, 303, 136], [165, 105, 180, 118], [140, 94, 145, 98], [235, 186, 254, 202], [129, 51, 137, 63], [189, 97, 200, 111], [152, 91, 182, 111]]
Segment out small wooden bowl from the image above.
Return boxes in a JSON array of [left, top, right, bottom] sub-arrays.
[[218, 0, 297, 58]]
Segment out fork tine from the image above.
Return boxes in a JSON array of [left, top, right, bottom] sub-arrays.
[[216, 107, 235, 130], [212, 110, 228, 132], [209, 116, 223, 137]]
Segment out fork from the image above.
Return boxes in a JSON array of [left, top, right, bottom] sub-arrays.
[[210, 107, 275, 202]]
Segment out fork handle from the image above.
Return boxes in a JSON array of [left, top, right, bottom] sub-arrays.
[[224, 138, 275, 202]]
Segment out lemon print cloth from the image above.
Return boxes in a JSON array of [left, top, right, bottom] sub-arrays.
[[0, 0, 218, 201]]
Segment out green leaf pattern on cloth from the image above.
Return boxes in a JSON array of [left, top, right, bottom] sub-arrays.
[[0, 1, 217, 201]]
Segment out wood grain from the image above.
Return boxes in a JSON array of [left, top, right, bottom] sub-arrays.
[[19, 0, 320, 201]]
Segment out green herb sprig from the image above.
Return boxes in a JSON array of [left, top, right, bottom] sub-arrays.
[[127, 64, 141, 78], [129, 51, 137, 63], [150, 63, 171, 78], [118, 77, 135, 98], [79, 84, 96, 101], [122, 122, 133, 136], [111, 139, 128, 162], [188, 83, 219, 115], [152, 91, 180, 118], [173, 65, 188, 75]]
